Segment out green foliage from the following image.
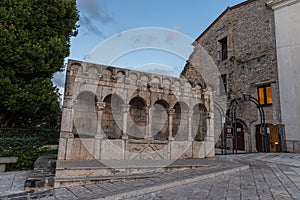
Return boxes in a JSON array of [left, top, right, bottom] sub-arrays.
[[0, 0, 79, 127], [0, 127, 60, 145], [0, 137, 48, 170]]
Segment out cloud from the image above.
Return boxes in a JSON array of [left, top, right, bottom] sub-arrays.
[[130, 33, 158, 46], [165, 25, 181, 43], [80, 16, 106, 38], [52, 71, 66, 88], [128, 27, 183, 47], [133, 63, 180, 77], [77, 0, 114, 37]]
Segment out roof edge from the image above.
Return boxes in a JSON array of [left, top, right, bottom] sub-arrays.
[[194, 0, 257, 43]]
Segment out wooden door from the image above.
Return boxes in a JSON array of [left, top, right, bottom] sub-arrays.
[[269, 124, 279, 152], [236, 123, 244, 150], [256, 125, 263, 152]]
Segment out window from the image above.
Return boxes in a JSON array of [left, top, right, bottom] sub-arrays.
[[219, 37, 228, 60], [220, 74, 227, 95], [257, 85, 272, 106]]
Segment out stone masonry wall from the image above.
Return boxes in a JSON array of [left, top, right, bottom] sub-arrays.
[[182, 0, 282, 152]]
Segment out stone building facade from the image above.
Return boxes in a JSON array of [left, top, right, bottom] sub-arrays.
[[182, 0, 285, 152], [267, 0, 300, 153], [55, 60, 214, 186]]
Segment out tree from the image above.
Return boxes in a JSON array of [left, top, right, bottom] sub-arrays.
[[0, 0, 79, 127]]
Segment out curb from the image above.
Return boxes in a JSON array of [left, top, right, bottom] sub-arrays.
[[97, 165, 249, 200]]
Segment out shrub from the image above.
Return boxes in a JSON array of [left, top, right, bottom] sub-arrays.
[[0, 137, 48, 170], [0, 128, 59, 145]]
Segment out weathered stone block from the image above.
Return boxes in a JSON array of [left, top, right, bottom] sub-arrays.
[[61, 109, 72, 133], [100, 139, 125, 160], [192, 141, 205, 159], [79, 139, 94, 159], [127, 142, 169, 160], [58, 138, 67, 160], [170, 141, 193, 160], [205, 141, 215, 158]]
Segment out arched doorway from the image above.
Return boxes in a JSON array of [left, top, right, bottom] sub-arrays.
[[153, 100, 169, 140], [192, 104, 207, 141], [101, 94, 124, 139], [128, 97, 147, 139]]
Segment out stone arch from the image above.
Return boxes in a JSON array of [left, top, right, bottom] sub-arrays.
[[128, 72, 138, 85], [128, 97, 147, 139], [79, 84, 97, 95], [169, 99, 178, 110], [101, 94, 124, 139], [194, 83, 203, 91], [73, 91, 97, 138], [173, 80, 181, 92], [102, 68, 113, 76], [162, 78, 171, 86], [192, 104, 208, 141], [116, 70, 125, 83], [173, 102, 190, 141], [140, 74, 149, 83], [153, 99, 169, 140], [151, 76, 161, 83], [87, 66, 99, 79]]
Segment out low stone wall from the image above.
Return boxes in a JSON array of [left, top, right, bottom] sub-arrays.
[[58, 138, 214, 161], [54, 138, 214, 187], [286, 140, 300, 153]]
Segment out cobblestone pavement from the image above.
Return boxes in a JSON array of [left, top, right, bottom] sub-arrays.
[[1, 153, 300, 200], [0, 159, 247, 200], [131, 153, 300, 200], [0, 170, 31, 197]]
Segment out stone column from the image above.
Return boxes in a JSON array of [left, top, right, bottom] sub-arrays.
[[167, 108, 175, 141], [205, 89, 215, 158], [145, 107, 153, 139], [122, 104, 130, 139], [95, 102, 106, 139], [94, 101, 105, 160], [188, 111, 193, 141]]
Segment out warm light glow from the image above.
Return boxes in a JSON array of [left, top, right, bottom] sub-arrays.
[[258, 87, 264, 104], [257, 85, 272, 105], [266, 86, 272, 104]]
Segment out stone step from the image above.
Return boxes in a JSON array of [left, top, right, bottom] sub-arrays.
[[2, 163, 249, 200], [24, 154, 57, 193], [56, 158, 220, 170], [54, 158, 228, 188]]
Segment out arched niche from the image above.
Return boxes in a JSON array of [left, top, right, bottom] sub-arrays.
[[192, 104, 207, 141], [173, 102, 190, 141], [153, 99, 169, 141], [73, 91, 97, 138], [101, 94, 124, 139], [128, 97, 147, 139]]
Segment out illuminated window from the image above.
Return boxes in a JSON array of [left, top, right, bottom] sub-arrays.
[[257, 85, 272, 106]]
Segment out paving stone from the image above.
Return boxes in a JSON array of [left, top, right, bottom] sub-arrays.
[[2, 153, 300, 199], [84, 184, 108, 195], [67, 185, 96, 199], [96, 182, 117, 192], [53, 188, 78, 200]]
